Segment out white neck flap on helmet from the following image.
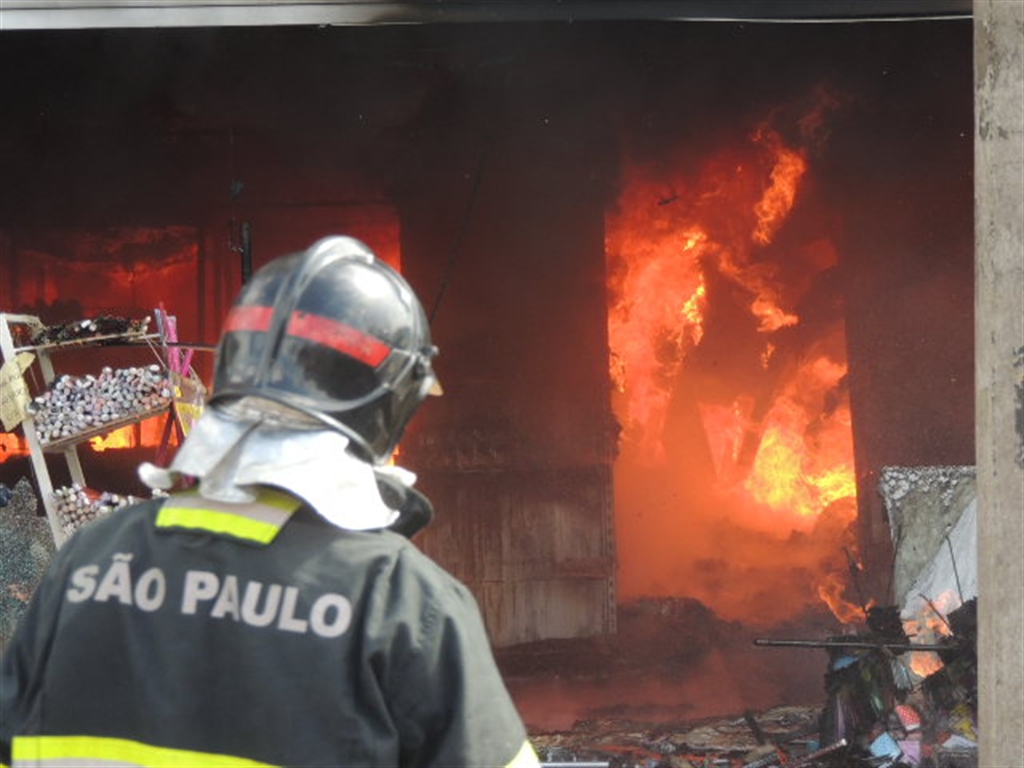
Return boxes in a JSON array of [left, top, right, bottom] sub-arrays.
[[139, 396, 417, 532]]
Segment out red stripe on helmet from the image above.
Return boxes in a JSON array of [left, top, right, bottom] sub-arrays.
[[224, 305, 274, 333], [287, 310, 391, 367]]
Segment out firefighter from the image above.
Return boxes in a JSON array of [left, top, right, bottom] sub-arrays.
[[0, 236, 540, 768]]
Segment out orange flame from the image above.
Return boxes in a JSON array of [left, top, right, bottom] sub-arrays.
[[743, 354, 854, 519], [607, 216, 708, 460], [1, 419, 170, 460], [89, 429, 134, 452], [608, 91, 856, 624], [902, 589, 959, 677], [908, 651, 945, 679], [607, 128, 812, 460], [88, 418, 172, 453], [818, 571, 866, 626], [752, 127, 807, 246], [0, 433, 30, 460]]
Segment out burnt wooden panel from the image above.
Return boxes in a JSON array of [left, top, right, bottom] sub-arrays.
[[397, 71, 618, 646], [416, 467, 615, 647]]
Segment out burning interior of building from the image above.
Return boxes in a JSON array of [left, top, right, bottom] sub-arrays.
[[1, 9, 977, 766]]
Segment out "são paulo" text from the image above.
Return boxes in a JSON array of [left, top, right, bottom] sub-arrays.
[[65, 553, 352, 638]]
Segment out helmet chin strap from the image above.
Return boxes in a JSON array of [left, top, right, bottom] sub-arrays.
[[374, 469, 434, 539]]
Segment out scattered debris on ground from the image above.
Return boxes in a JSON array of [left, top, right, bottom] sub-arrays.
[[0, 478, 54, 650], [523, 600, 978, 767]]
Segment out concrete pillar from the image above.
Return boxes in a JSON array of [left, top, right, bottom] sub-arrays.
[[974, 1, 1024, 765]]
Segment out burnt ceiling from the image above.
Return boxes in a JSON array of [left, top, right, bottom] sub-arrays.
[[0, 19, 972, 228]]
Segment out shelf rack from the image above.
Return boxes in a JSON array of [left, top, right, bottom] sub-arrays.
[[0, 312, 174, 546]]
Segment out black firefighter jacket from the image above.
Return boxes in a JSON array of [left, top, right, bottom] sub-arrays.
[[0, 487, 538, 768]]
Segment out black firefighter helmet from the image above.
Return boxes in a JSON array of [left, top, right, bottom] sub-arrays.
[[212, 235, 440, 465]]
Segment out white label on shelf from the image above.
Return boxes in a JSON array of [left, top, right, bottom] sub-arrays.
[[0, 352, 35, 431]]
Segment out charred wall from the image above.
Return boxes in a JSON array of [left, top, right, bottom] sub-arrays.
[[0, 23, 623, 645], [815, 20, 976, 598], [393, 56, 620, 643]]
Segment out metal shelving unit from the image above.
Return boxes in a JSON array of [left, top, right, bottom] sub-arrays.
[[0, 312, 173, 547]]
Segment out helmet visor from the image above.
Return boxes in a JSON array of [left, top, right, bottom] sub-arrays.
[[218, 306, 395, 404]]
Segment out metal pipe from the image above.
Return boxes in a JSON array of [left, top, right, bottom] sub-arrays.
[[754, 638, 951, 652]]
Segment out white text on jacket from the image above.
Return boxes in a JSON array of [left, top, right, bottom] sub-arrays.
[[65, 553, 352, 638]]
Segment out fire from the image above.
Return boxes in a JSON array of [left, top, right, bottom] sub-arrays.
[[1, 418, 171, 462], [681, 282, 707, 341], [0, 433, 30, 460], [89, 428, 135, 452], [88, 418, 174, 453], [742, 353, 854, 519], [904, 590, 957, 642], [908, 651, 945, 680], [751, 295, 799, 333], [1, 411, 179, 460], [606, 217, 708, 460], [608, 91, 857, 624], [700, 399, 750, 480], [817, 571, 866, 626], [903, 589, 958, 678], [745, 424, 809, 513], [6, 427, 164, 459], [607, 127, 813, 459], [751, 127, 807, 246]]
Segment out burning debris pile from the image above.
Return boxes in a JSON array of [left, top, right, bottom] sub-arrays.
[[525, 600, 977, 768], [521, 466, 980, 768], [763, 602, 977, 768]]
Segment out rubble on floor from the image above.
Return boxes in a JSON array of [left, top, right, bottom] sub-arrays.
[[0, 478, 54, 650], [527, 601, 978, 768], [532, 705, 820, 767]]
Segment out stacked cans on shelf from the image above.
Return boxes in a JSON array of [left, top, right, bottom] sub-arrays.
[[28, 364, 173, 446], [52, 485, 139, 537]]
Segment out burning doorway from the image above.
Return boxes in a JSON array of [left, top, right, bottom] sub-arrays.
[[607, 93, 861, 626], [490, 15, 974, 730], [590, 17, 974, 640]]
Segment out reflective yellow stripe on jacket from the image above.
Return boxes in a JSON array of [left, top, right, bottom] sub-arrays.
[[155, 488, 303, 544], [507, 740, 541, 768], [12, 737, 537, 768], [11, 735, 275, 768]]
